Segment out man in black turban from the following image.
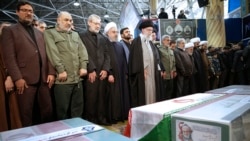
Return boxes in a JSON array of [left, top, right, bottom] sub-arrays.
[[128, 20, 163, 107]]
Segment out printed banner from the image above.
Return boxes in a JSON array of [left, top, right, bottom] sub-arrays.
[[159, 19, 196, 42], [175, 120, 221, 141]]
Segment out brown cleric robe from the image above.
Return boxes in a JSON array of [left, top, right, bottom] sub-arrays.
[[0, 46, 22, 131], [0, 50, 8, 131]]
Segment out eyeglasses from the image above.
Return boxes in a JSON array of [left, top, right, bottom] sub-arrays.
[[19, 9, 34, 14], [91, 21, 101, 26]]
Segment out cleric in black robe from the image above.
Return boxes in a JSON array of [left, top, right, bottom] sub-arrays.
[[104, 22, 130, 123], [79, 14, 110, 125], [190, 37, 206, 93], [129, 20, 163, 107]]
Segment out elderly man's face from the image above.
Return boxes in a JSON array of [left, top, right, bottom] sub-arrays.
[[88, 18, 101, 33], [182, 126, 192, 139], [185, 47, 194, 55], [16, 4, 34, 25], [107, 27, 118, 42], [141, 27, 153, 38], [162, 37, 170, 47], [57, 13, 73, 31], [178, 41, 185, 49]]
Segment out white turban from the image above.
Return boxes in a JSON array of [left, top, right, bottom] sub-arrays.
[[185, 42, 194, 49], [190, 37, 200, 43], [104, 22, 117, 34], [199, 41, 208, 45]]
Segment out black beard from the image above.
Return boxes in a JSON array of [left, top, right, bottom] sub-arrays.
[[19, 19, 32, 26], [123, 36, 131, 40]]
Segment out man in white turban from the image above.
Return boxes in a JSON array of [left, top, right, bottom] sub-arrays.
[[190, 37, 207, 92], [104, 22, 130, 122], [185, 42, 194, 55]]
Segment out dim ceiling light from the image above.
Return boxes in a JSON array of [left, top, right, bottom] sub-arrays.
[[104, 11, 109, 18], [104, 14, 109, 18], [73, 1, 80, 6]]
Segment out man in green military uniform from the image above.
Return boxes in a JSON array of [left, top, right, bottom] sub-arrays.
[[158, 35, 176, 99], [44, 11, 88, 120]]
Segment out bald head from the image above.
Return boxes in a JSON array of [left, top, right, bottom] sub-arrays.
[[57, 11, 73, 31], [58, 11, 71, 18]]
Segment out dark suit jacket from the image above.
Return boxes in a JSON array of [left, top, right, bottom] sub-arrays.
[[79, 30, 110, 73], [174, 47, 193, 76], [1, 22, 55, 85], [243, 46, 250, 68], [232, 50, 244, 72]]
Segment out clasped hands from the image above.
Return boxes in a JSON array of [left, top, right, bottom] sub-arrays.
[[88, 70, 107, 83], [58, 69, 87, 82]]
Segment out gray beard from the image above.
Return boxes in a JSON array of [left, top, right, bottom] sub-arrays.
[[183, 136, 192, 140]]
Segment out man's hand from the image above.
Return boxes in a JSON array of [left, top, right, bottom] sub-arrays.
[[108, 75, 115, 83], [79, 69, 87, 77], [15, 79, 28, 94], [47, 75, 55, 88], [99, 70, 107, 80], [5, 76, 14, 93], [58, 71, 67, 82], [162, 71, 167, 79], [88, 71, 96, 83], [172, 71, 177, 78], [170, 71, 176, 78]]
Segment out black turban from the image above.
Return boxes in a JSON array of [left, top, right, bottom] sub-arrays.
[[138, 20, 154, 30]]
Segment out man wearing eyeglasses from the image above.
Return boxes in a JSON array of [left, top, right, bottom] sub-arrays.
[[1, 1, 56, 127]]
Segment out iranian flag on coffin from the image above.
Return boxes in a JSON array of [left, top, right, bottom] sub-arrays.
[[124, 93, 225, 141], [171, 94, 250, 141]]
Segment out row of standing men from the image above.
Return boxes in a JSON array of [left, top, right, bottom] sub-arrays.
[[1, 0, 249, 132], [0, 1, 166, 130]]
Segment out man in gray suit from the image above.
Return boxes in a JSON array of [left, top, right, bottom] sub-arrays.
[[1, 1, 55, 127]]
